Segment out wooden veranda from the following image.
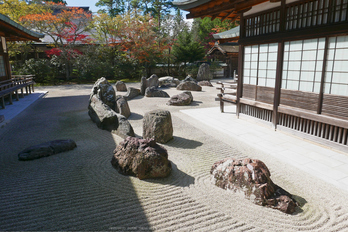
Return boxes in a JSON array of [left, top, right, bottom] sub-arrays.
[[0, 13, 43, 110], [174, 0, 348, 150]]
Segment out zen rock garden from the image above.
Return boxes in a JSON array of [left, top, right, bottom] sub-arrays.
[[211, 158, 298, 214], [16, 73, 301, 217]]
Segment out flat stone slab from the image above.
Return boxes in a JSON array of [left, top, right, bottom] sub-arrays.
[[18, 139, 77, 161]]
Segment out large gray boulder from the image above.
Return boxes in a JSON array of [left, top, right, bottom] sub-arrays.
[[211, 158, 298, 214], [167, 91, 193, 106], [197, 63, 212, 81], [116, 96, 131, 118], [113, 114, 135, 139], [176, 81, 202, 91], [91, 77, 116, 110], [158, 76, 180, 87], [143, 109, 173, 144], [111, 137, 172, 180], [145, 86, 170, 98], [115, 81, 127, 92], [141, 74, 159, 95], [88, 95, 119, 131], [124, 87, 140, 100], [18, 139, 77, 161]]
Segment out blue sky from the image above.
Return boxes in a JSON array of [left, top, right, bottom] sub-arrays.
[[66, 0, 100, 13]]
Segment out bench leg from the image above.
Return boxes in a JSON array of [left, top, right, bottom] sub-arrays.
[[20, 88, 24, 98], [220, 100, 224, 113], [218, 94, 224, 113], [9, 93, 13, 105], [15, 90, 19, 101], [32, 84, 34, 93], [1, 97, 5, 109]]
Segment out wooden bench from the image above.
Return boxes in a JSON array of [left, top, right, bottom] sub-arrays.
[[0, 75, 35, 109], [216, 79, 238, 112]]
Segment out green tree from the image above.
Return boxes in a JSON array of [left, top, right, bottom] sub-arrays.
[[172, 29, 205, 66], [191, 17, 237, 52], [96, 0, 125, 16]]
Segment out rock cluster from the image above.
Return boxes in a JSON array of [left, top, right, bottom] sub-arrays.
[[158, 76, 180, 88], [141, 74, 159, 95], [211, 158, 298, 214], [111, 137, 172, 179], [88, 77, 134, 137], [18, 139, 77, 161]]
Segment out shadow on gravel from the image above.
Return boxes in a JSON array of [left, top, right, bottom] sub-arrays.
[[165, 136, 203, 149], [143, 162, 195, 188], [128, 112, 143, 120], [190, 101, 203, 106], [0, 94, 152, 231]]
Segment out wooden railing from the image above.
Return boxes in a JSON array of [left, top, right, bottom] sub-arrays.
[[0, 75, 35, 109]]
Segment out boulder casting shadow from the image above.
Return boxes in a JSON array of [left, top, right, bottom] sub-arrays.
[[211, 158, 299, 214], [111, 137, 172, 180]]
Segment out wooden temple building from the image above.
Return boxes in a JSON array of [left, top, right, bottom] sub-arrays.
[[174, 0, 348, 150], [0, 13, 44, 81], [0, 14, 43, 111], [208, 26, 240, 78]]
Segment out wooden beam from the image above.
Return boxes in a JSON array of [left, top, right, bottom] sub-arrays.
[[221, 10, 235, 21], [236, 6, 252, 14], [222, 14, 239, 22], [211, 14, 219, 21], [238, 22, 348, 45], [278, 105, 348, 129], [187, 4, 236, 19]]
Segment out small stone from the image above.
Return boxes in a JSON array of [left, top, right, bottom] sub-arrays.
[[115, 81, 127, 92]]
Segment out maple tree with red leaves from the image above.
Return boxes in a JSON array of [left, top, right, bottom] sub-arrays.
[[20, 3, 92, 79]]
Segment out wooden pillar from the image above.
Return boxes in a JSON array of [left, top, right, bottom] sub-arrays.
[[236, 14, 245, 118], [236, 44, 244, 118], [318, 36, 329, 114], [272, 0, 286, 130], [272, 42, 284, 130]]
